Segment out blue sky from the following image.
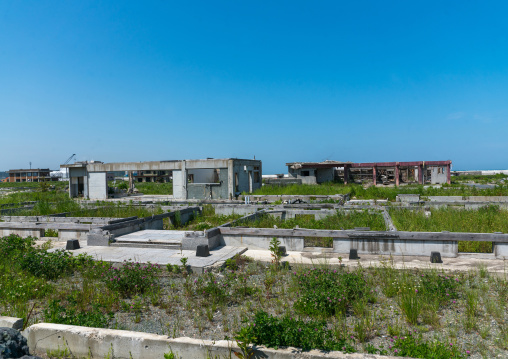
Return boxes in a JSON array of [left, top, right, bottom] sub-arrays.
[[1, 1, 507, 173]]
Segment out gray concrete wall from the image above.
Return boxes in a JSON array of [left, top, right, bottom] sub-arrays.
[[213, 204, 265, 216], [431, 166, 448, 184], [316, 168, 334, 183], [221, 234, 305, 251], [172, 169, 185, 199], [1, 216, 117, 224], [233, 160, 262, 194], [334, 238, 458, 257], [187, 168, 215, 183], [87, 172, 107, 200], [0, 228, 44, 238], [25, 323, 394, 359], [494, 243, 508, 259], [0, 316, 23, 330]]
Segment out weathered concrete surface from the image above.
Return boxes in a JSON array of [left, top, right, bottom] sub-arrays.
[[495, 243, 508, 259], [221, 234, 305, 251], [0, 316, 23, 330], [244, 250, 508, 275], [26, 323, 400, 359], [334, 238, 458, 258], [48, 245, 246, 272]]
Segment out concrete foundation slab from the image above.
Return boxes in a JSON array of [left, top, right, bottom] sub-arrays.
[[49, 245, 246, 272], [115, 230, 188, 244]]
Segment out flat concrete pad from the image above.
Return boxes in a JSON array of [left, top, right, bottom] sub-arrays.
[[115, 230, 187, 244], [244, 249, 508, 275], [47, 244, 246, 272]]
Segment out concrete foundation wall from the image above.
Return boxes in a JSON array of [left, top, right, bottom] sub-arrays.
[[495, 243, 508, 259], [0, 316, 23, 330], [221, 234, 304, 251], [25, 323, 393, 359], [213, 204, 264, 216], [333, 238, 458, 257], [0, 216, 117, 224], [0, 228, 44, 238]]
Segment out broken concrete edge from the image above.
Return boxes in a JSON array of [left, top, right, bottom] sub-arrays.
[[0, 315, 23, 330], [23, 322, 405, 359]]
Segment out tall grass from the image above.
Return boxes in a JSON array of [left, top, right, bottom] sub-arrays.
[[13, 201, 166, 218], [252, 183, 508, 200], [233, 210, 386, 231], [134, 182, 173, 195], [389, 206, 508, 253], [0, 190, 70, 206], [452, 173, 508, 184], [390, 206, 508, 233]]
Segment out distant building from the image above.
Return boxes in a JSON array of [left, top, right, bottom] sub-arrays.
[[6, 169, 58, 182], [286, 160, 452, 185], [62, 158, 262, 200]]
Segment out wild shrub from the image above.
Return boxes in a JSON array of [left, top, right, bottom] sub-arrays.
[[44, 299, 112, 328], [293, 268, 368, 317], [20, 249, 92, 280], [390, 332, 466, 358], [243, 311, 355, 352], [194, 272, 228, 304], [419, 271, 460, 304], [0, 234, 35, 257], [0, 265, 51, 302], [96, 260, 161, 296]]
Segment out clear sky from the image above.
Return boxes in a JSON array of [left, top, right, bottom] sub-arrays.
[[1, 1, 507, 173]]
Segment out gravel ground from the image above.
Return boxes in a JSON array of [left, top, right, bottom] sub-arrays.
[[75, 261, 508, 359]]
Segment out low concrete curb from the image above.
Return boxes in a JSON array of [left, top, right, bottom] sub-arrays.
[[0, 316, 23, 330], [25, 323, 405, 359]]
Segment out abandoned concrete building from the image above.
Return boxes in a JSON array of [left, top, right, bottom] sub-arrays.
[[287, 160, 452, 185], [62, 158, 262, 200]]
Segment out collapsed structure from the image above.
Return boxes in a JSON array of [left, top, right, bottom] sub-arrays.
[[62, 158, 262, 200], [286, 160, 452, 185]]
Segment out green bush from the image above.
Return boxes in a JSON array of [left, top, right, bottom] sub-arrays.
[[391, 332, 466, 358], [97, 261, 161, 296], [0, 235, 35, 257], [293, 268, 368, 317], [242, 311, 355, 352], [20, 249, 92, 280], [420, 271, 460, 304], [44, 299, 112, 328]]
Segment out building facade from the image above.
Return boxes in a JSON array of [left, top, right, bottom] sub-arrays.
[[286, 160, 452, 185], [6, 169, 57, 182]]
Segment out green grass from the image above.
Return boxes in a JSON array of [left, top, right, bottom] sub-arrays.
[[134, 182, 173, 195], [0, 190, 70, 206], [72, 202, 166, 218], [171, 205, 242, 230], [11, 200, 166, 218], [252, 183, 508, 201], [390, 206, 508, 233], [233, 210, 386, 231], [451, 173, 508, 184], [389, 206, 508, 253], [0, 181, 67, 188]]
